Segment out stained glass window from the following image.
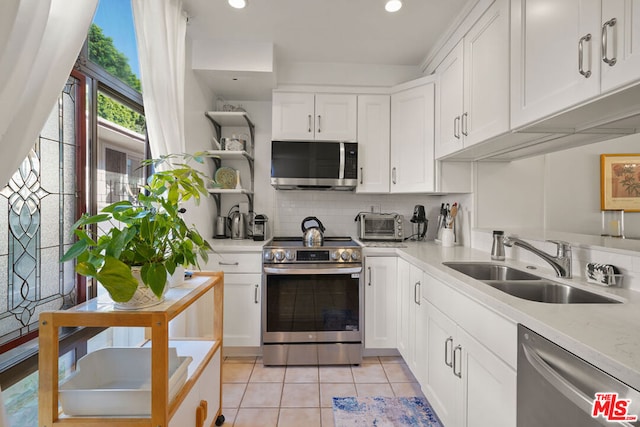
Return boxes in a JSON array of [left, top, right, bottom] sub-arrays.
[[0, 76, 79, 347]]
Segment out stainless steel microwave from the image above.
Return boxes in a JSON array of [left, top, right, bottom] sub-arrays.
[[356, 212, 404, 241], [270, 141, 358, 190]]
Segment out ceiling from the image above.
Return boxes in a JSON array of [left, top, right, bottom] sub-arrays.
[[183, 0, 472, 100]]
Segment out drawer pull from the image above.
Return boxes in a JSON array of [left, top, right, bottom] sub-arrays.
[[219, 261, 239, 266], [254, 284, 259, 304]]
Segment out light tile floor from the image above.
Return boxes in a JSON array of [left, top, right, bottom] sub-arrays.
[[220, 356, 426, 427]]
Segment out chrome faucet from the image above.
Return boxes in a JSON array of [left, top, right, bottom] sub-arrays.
[[502, 236, 572, 278]]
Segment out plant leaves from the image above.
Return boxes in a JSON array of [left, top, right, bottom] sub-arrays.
[[60, 240, 89, 262], [96, 256, 139, 302], [143, 262, 167, 298]]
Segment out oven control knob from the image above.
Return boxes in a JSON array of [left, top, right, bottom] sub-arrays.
[[341, 251, 351, 261], [263, 251, 274, 261], [275, 250, 285, 261], [331, 250, 340, 261], [351, 251, 360, 261], [285, 250, 295, 261]]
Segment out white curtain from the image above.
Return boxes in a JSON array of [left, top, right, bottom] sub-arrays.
[[132, 0, 187, 160], [0, 0, 98, 186]]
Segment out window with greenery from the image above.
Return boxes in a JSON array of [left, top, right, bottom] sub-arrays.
[[0, 1, 148, 425]]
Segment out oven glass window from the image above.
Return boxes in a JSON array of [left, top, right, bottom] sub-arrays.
[[365, 219, 394, 235], [266, 274, 359, 332]]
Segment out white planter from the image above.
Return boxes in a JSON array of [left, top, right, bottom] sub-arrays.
[[113, 267, 166, 310]]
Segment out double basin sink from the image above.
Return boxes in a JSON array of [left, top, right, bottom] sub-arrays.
[[442, 262, 621, 304]]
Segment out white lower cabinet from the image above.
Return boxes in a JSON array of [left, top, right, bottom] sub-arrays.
[[420, 273, 517, 427], [364, 256, 398, 349], [396, 259, 427, 385], [206, 251, 262, 347], [224, 273, 261, 346]]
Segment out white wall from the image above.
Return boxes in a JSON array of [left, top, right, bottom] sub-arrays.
[[475, 133, 640, 239], [183, 38, 218, 241]]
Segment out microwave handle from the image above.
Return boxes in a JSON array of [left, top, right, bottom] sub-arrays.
[[339, 142, 345, 179]]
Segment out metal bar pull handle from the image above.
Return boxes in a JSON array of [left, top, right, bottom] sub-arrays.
[[219, 261, 239, 266], [254, 284, 259, 304], [392, 167, 397, 184], [414, 281, 421, 305], [453, 345, 463, 378], [453, 116, 460, 139], [368, 267, 372, 286], [444, 337, 454, 367], [578, 33, 592, 78], [602, 18, 617, 66], [308, 114, 312, 133], [462, 112, 468, 136], [317, 115, 322, 133], [360, 167, 363, 184]]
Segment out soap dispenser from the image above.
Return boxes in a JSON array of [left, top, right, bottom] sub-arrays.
[[491, 230, 505, 261]]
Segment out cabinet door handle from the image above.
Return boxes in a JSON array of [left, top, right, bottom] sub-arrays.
[[453, 344, 463, 378], [254, 284, 259, 304], [601, 18, 617, 66], [392, 167, 397, 184], [308, 114, 312, 133], [462, 112, 468, 136], [444, 336, 454, 367], [578, 33, 592, 78], [414, 281, 421, 305], [317, 115, 322, 133], [219, 261, 239, 266], [453, 116, 460, 139], [367, 267, 372, 286], [360, 167, 363, 184]]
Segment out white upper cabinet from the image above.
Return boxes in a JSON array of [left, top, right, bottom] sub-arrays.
[[463, 0, 510, 146], [272, 92, 357, 141], [600, 0, 640, 92], [357, 95, 391, 193], [390, 80, 436, 193], [436, 0, 510, 159], [511, 0, 601, 129], [436, 41, 465, 158]]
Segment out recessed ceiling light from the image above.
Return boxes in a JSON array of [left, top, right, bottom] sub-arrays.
[[228, 0, 247, 9], [385, 0, 402, 12]]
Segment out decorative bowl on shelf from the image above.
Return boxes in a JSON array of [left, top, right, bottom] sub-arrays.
[[214, 167, 237, 189]]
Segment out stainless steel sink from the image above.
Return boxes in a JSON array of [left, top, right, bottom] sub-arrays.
[[442, 262, 542, 281], [443, 262, 621, 304], [483, 280, 621, 304]]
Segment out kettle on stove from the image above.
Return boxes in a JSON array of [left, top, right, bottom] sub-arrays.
[[301, 216, 325, 247]]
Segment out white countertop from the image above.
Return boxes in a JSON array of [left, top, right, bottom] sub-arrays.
[[366, 241, 640, 391]]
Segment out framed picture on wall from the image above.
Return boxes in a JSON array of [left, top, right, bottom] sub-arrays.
[[600, 153, 640, 212]]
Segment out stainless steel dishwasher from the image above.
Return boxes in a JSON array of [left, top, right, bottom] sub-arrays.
[[518, 325, 640, 427]]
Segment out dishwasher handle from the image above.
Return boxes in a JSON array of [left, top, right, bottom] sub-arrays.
[[521, 343, 636, 427]]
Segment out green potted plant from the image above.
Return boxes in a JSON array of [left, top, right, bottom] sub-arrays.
[[61, 153, 213, 307]]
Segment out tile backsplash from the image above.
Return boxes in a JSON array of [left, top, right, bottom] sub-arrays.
[[271, 191, 472, 243]]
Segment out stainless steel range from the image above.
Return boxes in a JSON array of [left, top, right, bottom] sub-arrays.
[[262, 237, 363, 365]]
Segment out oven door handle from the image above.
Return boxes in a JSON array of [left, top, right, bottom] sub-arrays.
[[263, 266, 362, 275]]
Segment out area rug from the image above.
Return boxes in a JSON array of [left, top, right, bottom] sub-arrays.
[[333, 396, 443, 427]]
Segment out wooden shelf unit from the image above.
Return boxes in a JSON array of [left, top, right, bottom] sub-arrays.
[[38, 273, 224, 427]]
